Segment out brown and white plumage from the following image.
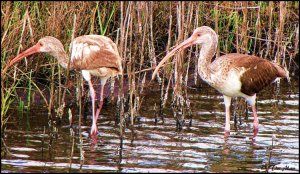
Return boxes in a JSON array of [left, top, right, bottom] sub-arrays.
[[4, 35, 123, 137], [152, 26, 289, 135]]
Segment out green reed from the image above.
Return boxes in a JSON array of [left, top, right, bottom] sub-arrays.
[[96, 1, 116, 35], [1, 1, 298, 132], [26, 69, 32, 109], [17, 99, 24, 114]]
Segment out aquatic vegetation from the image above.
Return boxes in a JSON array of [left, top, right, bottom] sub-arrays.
[[1, 1, 298, 138]]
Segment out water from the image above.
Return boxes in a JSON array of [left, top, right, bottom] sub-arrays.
[[1, 79, 299, 173]]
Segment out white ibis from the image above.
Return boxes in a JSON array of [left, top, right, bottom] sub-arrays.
[[152, 26, 289, 135], [4, 35, 123, 136]]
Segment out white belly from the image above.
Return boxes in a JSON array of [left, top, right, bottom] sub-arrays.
[[209, 69, 247, 98], [81, 67, 119, 82], [88, 67, 119, 77]]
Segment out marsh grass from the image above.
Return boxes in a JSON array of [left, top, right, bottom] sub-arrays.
[[1, 2, 298, 136], [265, 135, 277, 173], [17, 99, 24, 114], [1, 80, 20, 129], [26, 69, 32, 109], [95, 1, 117, 35]]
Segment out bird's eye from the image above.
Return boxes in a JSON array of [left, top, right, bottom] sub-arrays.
[[197, 33, 201, 37], [39, 42, 43, 47]]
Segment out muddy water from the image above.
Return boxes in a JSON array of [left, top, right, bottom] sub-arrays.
[[1, 79, 299, 173]]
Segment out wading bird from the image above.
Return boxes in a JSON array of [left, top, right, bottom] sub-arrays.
[[4, 35, 123, 137], [152, 26, 289, 135]]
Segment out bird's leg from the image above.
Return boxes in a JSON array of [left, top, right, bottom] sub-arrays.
[[251, 105, 259, 132], [95, 78, 107, 121], [95, 78, 108, 127], [87, 80, 98, 136], [223, 95, 232, 134], [251, 103, 259, 140], [233, 97, 238, 129], [94, 92, 102, 122], [82, 70, 98, 136], [246, 94, 258, 133]]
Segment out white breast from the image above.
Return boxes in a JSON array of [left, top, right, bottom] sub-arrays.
[[214, 68, 248, 98], [88, 67, 119, 78]]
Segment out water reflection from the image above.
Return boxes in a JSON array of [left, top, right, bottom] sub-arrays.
[[1, 80, 299, 173]]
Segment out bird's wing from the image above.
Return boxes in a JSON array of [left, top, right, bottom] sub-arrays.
[[70, 35, 122, 71], [221, 54, 285, 96]]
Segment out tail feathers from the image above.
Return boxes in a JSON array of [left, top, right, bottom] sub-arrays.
[[272, 63, 290, 82]]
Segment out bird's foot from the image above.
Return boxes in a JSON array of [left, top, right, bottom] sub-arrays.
[[224, 130, 230, 138], [224, 122, 231, 138], [224, 123, 230, 133], [90, 124, 98, 137], [253, 125, 259, 132], [90, 134, 98, 151], [253, 125, 259, 137], [253, 119, 259, 132]]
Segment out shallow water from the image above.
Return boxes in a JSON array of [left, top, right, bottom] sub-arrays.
[[1, 79, 299, 173]]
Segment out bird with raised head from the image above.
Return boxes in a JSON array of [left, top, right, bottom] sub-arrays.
[[152, 26, 289, 136]]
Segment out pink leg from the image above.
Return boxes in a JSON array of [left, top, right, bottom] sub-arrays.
[[225, 106, 231, 132], [95, 85, 105, 122], [251, 105, 259, 140], [252, 105, 259, 132], [224, 95, 232, 135], [245, 94, 258, 134], [88, 80, 98, 136], [93, 78, 108, 135]]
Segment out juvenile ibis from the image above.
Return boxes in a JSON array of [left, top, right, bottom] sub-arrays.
[[152, 26, 289, 135], [4, 35, 123, 136]]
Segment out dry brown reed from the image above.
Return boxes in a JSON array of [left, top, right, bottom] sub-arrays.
[[1, 2, 298, 131]]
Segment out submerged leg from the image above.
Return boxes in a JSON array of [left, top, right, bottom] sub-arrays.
[[82, 70, 97, 136], [245, 94, 258, 133], [88, 80, 97, 136], [95, 77, 108, 121], [224, 95, 232, 134], [251, 105, 259, 131]]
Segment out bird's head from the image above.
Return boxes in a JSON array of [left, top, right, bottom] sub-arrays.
[[38, 36, 64, 53], [189, 26, 218, 45], [3, 36, 63, 74], [151, 26, 218, 80]]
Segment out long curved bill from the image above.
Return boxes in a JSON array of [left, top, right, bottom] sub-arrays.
[[151, 37, 195, 80], [2, 43, 41, 74]]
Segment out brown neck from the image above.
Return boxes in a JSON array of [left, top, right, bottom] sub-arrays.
[[50, 50, 71, 69]]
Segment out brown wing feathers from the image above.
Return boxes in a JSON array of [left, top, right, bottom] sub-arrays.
[[72, 48, 120, 71], [70, 35, 121, 71], [237, 56, 286, 96]]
